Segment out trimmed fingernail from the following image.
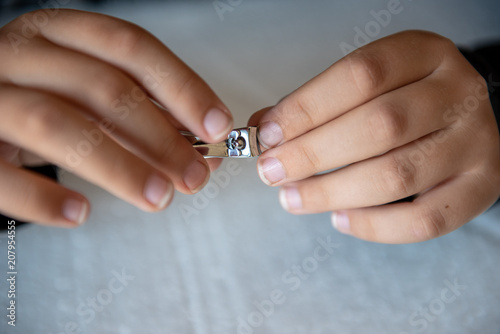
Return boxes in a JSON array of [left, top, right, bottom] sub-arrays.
[[258, 157, 285, 185], [332, 211, 350, 234], [279, 186, 302, 211], [62, 199, 88, 225], [258, 121, 283, 149], [204, 107, 232, 141], [184, 160, 209, 192], [144, 174, 173, 209]]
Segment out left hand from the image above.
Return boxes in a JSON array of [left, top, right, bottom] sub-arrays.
[[249, 30, 500, 244]]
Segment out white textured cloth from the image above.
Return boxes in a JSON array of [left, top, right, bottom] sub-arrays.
[[1, 1, 499, 333]]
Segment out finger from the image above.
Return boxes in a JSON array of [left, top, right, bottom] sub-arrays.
[[0, 38, 209, 194], [206, 158, 223, 172], [278, 127, 476, 214], [248, 107, 272, 127], [22, 9, 233, 143], [0, 85, 174, 212], [0, 160, 89, 227], [257, 73, 466, 185], [329, 171, 500, 244], [256, 30, 455, 148], [0, 141, 21, 165]]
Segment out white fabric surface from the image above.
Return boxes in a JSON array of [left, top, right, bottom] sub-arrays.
[[1, 1, 500, 333]]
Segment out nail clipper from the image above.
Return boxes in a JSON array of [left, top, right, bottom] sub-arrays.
[[181, 126, 262, 158]]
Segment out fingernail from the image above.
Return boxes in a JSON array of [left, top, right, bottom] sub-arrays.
[[332, 211, 350, 234], [144, 174, 173, 209], [279, 186, 302, 211], [62, 199, 88, 225], [183, 160, 209, 192], [258, 121, 283, 149], [204, 107, 232, 141], [258, 157, 285, 185]]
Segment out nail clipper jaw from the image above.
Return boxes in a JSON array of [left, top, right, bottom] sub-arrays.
[[182, 126, 261, 158], [246, 126, 262, 157]]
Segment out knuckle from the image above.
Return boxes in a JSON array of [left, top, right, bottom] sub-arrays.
[[407, 30, 454, 54], [93, 69, 130, 106], [301, 179, 335, 212], [102, 152, 130, 185], [23, 97, 66, 139], [435, 34, 457, 53], [297, 144, 322, 173], [168, 71, 218, 115], [0, 12, 37, 54], [460, 72, 482, 96], [8, 9, 52, 35], [10, 12, 33, 28], [170, 72, 201, 103], [288, 94, 317, 129], [319, 185, 335, 210], [347, 50, 386, 98], [414, 30, 450, 44], [475, 75, 488, 92], [352, 216, 380, 242], [474, 164, 500, 198], [368, 102, 407, 147], [104, 23, 147, 57], [451, 76, 487, 126], [380, 155, 417, 197], [413, 207, 446, 241], [14, 181, 38, 214], [156, 134, 183, 165]]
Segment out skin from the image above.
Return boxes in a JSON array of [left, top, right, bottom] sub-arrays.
[[0, 13, 497, 244], [250, 30, 500, 244], [0, 9, 229, 227]]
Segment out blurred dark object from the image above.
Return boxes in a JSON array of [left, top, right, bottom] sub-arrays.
[[460, 43, 500, 132], [0, 164, 58, 231]]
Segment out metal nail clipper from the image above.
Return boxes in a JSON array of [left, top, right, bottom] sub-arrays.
[[181, 126, 262, 158]]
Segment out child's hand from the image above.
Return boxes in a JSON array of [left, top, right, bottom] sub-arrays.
[[250, 30, 500, 244], [0, 9, 233, 227]]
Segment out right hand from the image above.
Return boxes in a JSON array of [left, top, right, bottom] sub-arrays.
[[0, 9, 233, 227]]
